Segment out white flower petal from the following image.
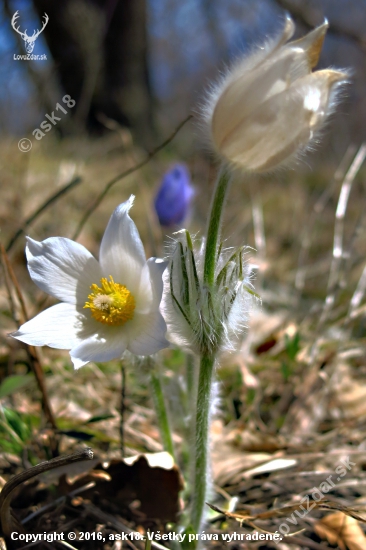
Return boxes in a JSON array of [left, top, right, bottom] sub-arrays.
[[218, 15, 295, 95], [12, 303, 88, 349], [134, 262, 153, 314], [212, 48, 309, 154], [126, 310, 169, 356], [147, 258, 167, 301], [26, 237, 102, 305], [70, 356, 89, 370], [99, 196, 146, 294], [220, 70, 346, 172], [135, 257, 167, 314], [270, 14, 295, 52], [290, 20, 328, 68], [69, 329, 128, 369]]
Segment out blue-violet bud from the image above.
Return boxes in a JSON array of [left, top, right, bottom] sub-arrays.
[[154, 164, 194, 226]]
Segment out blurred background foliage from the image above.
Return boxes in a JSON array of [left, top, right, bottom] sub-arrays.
[[0, 0, 365, 155]]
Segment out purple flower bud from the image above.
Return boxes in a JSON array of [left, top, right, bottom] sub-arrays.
[[154, 164, 194, 227]]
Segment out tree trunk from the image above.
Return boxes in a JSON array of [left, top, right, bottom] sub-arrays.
[[30, 0, 155, 146], [103, 0, 155, 146]]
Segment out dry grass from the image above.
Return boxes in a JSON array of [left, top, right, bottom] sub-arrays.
[[1, 132, 366, 549]]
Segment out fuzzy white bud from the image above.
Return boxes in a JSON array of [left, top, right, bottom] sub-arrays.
[[204, 16, 349, 172], [161, 231, 257, 355]]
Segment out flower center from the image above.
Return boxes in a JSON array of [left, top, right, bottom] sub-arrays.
[[84, 276, 135, 326]]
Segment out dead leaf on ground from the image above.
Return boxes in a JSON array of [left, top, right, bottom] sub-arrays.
[[329, 363, 366, 420], [315, 511, 366, 550], [59, 452, 183, 524]]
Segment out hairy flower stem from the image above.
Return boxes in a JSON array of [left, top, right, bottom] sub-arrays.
[[190, 353, 215, 534], [186, 354, 195, 400], [203, 168, 230, 286], [190, 167, 231, 536], [151, 370, 175, 459]]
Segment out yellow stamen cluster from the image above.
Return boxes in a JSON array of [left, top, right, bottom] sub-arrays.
[[84, 276, 135, 326]]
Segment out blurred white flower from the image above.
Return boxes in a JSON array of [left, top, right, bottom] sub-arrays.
[[13, 196, 169, 369], [205, 16, 348, 172]]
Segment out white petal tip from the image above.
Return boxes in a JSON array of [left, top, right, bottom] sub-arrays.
[[126, 195, 135, 208], [25, 237, 41, 255], [70, 356, 89, 370], [114, 195, 136, 216], [283, 13, 293, 26], [149, 257, 168, 271], [282, 13, 295, 40]]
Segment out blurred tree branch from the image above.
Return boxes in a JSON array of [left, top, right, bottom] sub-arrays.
[[72, 113, 193, 240], [6, 176, 83, 253]]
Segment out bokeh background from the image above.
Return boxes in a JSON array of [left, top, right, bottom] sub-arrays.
[[1, 0, 366, 149]]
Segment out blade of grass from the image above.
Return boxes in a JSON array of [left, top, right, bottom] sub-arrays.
[[318, 143, 366, 327], [0, 243, 56, 429], [295, 144, 357, 291]]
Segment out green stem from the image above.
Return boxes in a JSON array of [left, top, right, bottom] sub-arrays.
[[203, 168, 230, 286], [120, 362, 126, 456], [190, 353, 215, 533], [186, 354, 195, 399], [151, 370, 175, 459], [189, 166, 231, 537]]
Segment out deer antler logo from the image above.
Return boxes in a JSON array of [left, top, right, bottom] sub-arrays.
[[11, 11, 49, 54]]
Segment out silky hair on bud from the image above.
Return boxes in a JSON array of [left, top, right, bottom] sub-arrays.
[[202, 16, 349, 173]]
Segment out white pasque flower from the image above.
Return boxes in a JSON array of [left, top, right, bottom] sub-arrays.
[[205, 16, 348, 172], [12, 196, 169, 369]]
